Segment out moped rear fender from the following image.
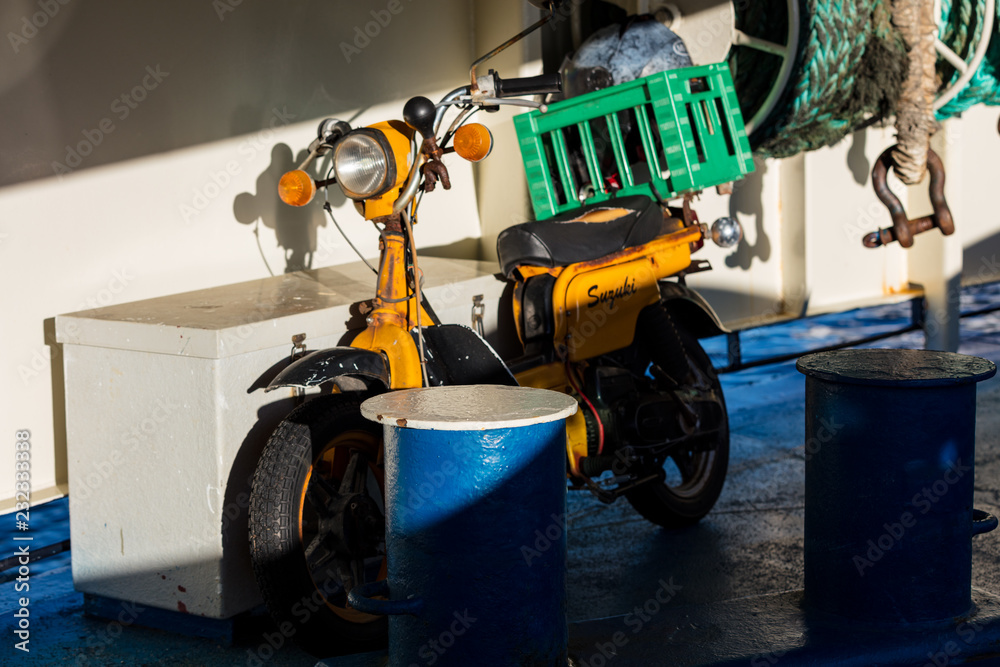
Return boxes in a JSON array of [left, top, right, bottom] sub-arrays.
[[658, 281, 730, 339], [265, 347, 389, 392]]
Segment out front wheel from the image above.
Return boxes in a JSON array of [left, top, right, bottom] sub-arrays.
[[248, 393, 387, 657], [623, 307, 730, 528]]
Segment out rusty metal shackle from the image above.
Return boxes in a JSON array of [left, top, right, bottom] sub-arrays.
[[864, 146, 954, 248]]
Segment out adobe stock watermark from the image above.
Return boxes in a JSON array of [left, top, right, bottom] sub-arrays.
[[800, 415, 844, 462], [852, 458, 971, 576], [7, 0, 72, 54], [971, 254, 1000, 285], [179, 106, 296, 224], [17, 266, 135, 385], [520, 511, 569, 566], [922, 618, 985, 667], [212, 0, 243, 21], [522, 452, 630, 566], [915, 260, 1000, 344], [575, 577, 682, 667], [751, 648, 788, 667], [70, 398, 182, 502], [209, 272, 298, 350], [408, 609, 477, 667], [243, 568, 346, 666], [340, 0, 413, 64], [51, 65, 170, 179], [394, 457, 459, 521], [72, 600, 144, 666]]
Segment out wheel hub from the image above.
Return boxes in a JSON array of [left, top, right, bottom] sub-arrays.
[[651, 0, 735, 66], [316, 490, 385, 561]]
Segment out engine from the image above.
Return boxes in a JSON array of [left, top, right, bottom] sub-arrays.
[[577, 364, 724, 476]]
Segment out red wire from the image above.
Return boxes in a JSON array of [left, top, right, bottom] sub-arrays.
[[566, 362, 604, 456]]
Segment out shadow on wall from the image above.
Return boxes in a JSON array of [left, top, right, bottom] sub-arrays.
[[420, 237, 483, 261], [847, 129, 871, 186], [963, 232, 1000, 286], [42, 318, 68, 492], [725, 158, 770, 270], [234, 144, 338, 274], [0, 0, 472, 188]]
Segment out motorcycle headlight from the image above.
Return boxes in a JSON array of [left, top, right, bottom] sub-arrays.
[[334, 131, 395, 200]]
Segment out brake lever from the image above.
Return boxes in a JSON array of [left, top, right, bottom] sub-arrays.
[[317, 118, 351, 144], [474, 96, 548, 112], [298, 119, 352, 171]]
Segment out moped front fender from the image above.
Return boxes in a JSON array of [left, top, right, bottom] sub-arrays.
[[412, 324, 518, 387], [265, 347, 389, 392], [658, 281, 730, 339]]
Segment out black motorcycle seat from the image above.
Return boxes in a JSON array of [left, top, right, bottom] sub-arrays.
[[496, 195, 664, 277]]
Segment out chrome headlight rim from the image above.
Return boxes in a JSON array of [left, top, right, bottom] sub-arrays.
[[333, 128, 396, 200]]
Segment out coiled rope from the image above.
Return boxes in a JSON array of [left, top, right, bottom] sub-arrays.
[[936, 0, 1000, 118], [736, 0, 1000, 158]]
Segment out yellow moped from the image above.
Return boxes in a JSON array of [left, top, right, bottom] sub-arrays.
[[248, 3, 753, 654]]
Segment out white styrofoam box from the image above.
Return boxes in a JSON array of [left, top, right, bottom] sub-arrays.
[[56, 257, 508, 618]]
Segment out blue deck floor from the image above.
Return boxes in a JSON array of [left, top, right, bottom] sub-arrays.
[[4, 282, 1000, 666]]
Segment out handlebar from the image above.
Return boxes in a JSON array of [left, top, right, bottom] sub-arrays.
[[494, 72, 562, 98], [318, 118, 352, 145]]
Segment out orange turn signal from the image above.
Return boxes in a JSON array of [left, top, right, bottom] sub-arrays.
[[278, 170, 317, 207], [453, 123, 493, 162]]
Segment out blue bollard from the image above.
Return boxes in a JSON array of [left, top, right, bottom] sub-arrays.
[[352, 385, 577, 666], [797, 348, 997, 625]]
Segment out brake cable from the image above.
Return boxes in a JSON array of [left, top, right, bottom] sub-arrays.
[[402, 209, 430, 388], [440, 105, 479, 149], [323, 164, 377, 274]]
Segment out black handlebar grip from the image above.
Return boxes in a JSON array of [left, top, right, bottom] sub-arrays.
[[494, 73, 563, 98]]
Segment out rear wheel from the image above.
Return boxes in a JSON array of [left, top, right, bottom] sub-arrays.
[[249, 393, 387, 656], [623, 307, 729, 528]]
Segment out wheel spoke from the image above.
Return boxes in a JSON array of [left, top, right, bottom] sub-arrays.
[[306, 473, 340, 509], [338, 451, 369, 496], [352, 461, 369, 496], [677, 429, 723, 454], [304, 534, 336, 571], [350, 558, 364, 587], [671, 451, 699, 483], [367, 471, 385, 516], [336, 557, 358, 597], [935, 38, 968, 73], [732, 29, 788, 57], [738, 0, 801, 135]]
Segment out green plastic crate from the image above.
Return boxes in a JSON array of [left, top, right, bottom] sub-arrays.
[[514, 62, 754, 220]]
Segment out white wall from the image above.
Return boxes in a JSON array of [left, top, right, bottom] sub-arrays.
[[957, 108, 1000, 284], [0, 0, 483, 509]]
